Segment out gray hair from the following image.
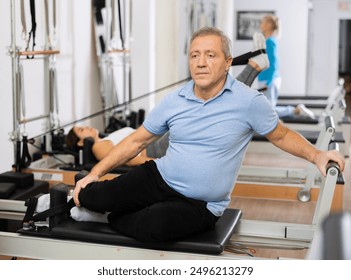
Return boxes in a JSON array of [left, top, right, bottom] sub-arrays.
[[189, 27, 232, 59]]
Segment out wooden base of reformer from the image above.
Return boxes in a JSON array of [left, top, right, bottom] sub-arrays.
[[233, 181, 343, 213]]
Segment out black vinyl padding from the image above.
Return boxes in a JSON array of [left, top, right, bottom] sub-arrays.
[[281, 116, 319, 124], [252, 131, 344, 144], [277, 95, 328, 108], [9, 181, 49, 200], [0, 182, 16, 199], [277, 102, 326, 109], [0, 171, 34, 188], [278, 95, 328, 100], [19, 208, 242, 255]]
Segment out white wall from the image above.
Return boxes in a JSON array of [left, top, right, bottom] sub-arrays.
[[130, 0, 155, 112], [307, 0, 351, 96], [232, 0, 309, 96], [0, 0, 14, 172], [153, 0, 235, 104]]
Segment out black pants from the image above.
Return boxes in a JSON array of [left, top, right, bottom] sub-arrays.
[[79, 161, 218, 242]]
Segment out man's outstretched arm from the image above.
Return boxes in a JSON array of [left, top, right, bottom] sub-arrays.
[[265, 121, 345, 176]]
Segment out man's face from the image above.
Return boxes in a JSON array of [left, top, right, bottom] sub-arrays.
[[189, 35, 231, 93]]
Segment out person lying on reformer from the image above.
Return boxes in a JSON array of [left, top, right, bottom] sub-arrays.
[[65, 126, 154, 166], [68, 27, 344, 243]]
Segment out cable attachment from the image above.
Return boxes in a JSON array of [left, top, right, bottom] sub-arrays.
[[25, 0, 37, 59]]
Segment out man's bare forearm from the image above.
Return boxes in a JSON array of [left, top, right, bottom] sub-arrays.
[[90, 139, 142, 178], [89, 125, 159, 178], [266, 122, 320, 164]]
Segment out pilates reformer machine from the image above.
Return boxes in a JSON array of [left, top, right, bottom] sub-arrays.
[[23, 113, 340, 206], [0, 1, 345, 260], [247, 105, 349, 157], [93, 0, 142, 131], [276, 79, 346, 115], [0, 0, 60, 200], [281, 84, 349, 135], [22, 106, 342, 210], [0, 147, 342, 260], [277, 82, 351, 157], [240, 117, 342, 202], [7, 0, 61, 173], [2, 0, 147, 183]]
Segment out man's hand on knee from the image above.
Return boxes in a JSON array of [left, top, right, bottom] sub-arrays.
[[73, 174, 99, 206]]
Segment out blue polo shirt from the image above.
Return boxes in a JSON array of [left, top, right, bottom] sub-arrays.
[[143, 74, 278, 216]]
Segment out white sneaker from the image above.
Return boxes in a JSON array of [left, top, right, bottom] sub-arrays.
[[36, 194, 72, 212], [297, 104, 316, 119], [70, 206, 109, 223], [36, 193, 50, 212], [249, 32, 269, 70]]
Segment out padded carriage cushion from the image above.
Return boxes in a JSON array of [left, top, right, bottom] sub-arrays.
[[278, 95, 328, 100], [252, 131, 345, 144], [0, 182, 16, 199], [281, 116, 319, 124], [9, 181, 49, 200], [0, 171, 34, 188], [83, 137, 99, 166], [19, 208, 242, 255], [278, 102, 326, 109]]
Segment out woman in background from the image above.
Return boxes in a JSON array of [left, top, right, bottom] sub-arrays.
[[259, 15, 314, 119]]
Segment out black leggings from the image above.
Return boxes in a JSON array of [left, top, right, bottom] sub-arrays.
[[79, 161, 218, 242]]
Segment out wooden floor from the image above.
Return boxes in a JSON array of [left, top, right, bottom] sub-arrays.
[[1, 145, 350, 260]]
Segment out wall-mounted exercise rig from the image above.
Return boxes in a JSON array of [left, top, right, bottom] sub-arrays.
[[7, 0, 60, 171], [93, 0, 138, 131]]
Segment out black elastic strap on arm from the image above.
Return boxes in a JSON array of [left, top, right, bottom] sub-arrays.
[[231, 49, 266, 66]]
